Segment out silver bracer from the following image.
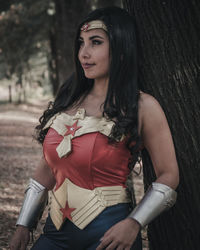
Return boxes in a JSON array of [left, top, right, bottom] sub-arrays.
[[129, 182, 177, 227], [16, 178, 48, 230]]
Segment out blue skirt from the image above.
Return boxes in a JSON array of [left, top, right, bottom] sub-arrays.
[[31, 203, 142, 250]]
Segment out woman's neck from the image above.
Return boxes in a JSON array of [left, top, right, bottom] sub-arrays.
[[90, 78, 109, 98]]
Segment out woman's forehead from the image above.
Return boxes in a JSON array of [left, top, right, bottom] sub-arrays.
[[79, 29, 108, 39]]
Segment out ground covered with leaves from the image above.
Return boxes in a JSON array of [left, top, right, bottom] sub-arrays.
[[0, 102, 148, 249]]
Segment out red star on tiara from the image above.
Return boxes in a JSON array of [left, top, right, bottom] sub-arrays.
[[81, 23, 89, 32]]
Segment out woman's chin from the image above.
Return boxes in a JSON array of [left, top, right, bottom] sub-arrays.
[[84, 73, 109, 81], [84, 73, 96, 79], [85, 75, 94, 79]]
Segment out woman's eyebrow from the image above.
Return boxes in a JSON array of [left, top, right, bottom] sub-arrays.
[[89, 35, 104, 40], [79, 35, 104, 40]]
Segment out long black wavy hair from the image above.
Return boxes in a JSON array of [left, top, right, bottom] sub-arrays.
[[35, 6, 141, 203]]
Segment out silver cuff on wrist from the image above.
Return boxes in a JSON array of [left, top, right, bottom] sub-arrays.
[[129, 182, 177, 227], [16, 178, 48, 230]]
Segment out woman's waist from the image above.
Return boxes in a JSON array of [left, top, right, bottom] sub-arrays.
[[49, 178, 131, 230], [54, 168, 129, 190]]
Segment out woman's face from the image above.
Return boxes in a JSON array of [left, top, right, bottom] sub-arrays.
[[78, 28, 110, 81]]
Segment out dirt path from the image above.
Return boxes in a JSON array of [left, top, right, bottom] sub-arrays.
[[0, 102, 148, 250], [0, 103, 47, 249]]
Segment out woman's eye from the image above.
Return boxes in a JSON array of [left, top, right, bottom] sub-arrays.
[[92, 40, 102, 45]]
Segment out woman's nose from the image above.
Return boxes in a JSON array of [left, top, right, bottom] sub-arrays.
[[79, 45, 91, 59]]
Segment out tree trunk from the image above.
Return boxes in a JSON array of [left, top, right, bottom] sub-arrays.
[[123, 0, 200, 249], [94, 0, 122, 8]]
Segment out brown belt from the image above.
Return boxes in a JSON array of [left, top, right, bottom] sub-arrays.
[[49, 178, 130, 230]]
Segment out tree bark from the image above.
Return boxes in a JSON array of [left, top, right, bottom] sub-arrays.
[[123, 0, 200, 249], [94, 0, 122, 8]]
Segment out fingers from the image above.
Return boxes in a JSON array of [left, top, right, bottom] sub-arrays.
[[96, 237, 124, 250], [96, 219, 137, 250], [106, 241, 132, 250], [104, 240, 118, 250], [10, 241, 27, 250], [124, 247, 131, 250], [10, 238, 21, 250], [96, 238, 111, 250], [96, 227, 115, 250], [10, 229, 30, 250], [96, 240, 131, 250], [96, 236, 133, 250], [20, 237, 30, 250], [116, 246, 124, 250], [20, 243, 27, 250]]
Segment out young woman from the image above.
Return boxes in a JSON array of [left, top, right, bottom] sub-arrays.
[[10, 6, 179, 250]]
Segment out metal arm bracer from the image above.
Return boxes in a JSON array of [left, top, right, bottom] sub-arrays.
[[16, 178, 48, 230], [129, 182, 177, 227]]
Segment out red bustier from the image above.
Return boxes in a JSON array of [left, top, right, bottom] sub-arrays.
[[43, 110, 131, 191]]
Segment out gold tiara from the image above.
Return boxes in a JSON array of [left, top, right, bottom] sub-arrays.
[[80, 20, 107, 32]]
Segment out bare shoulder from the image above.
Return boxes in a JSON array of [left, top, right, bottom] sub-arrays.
[[138, 91, 165, 118], [138, 91, 168, 135], [139, 92, 162, 111]]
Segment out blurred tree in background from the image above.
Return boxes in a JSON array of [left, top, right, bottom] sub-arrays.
[[49, 0, 91, 95], [0, 0, 122, 101], [0, 0, 50, 77], [123, 0, 200, 249], [1, 0, 199, 249], [0, 0, 52, 102]]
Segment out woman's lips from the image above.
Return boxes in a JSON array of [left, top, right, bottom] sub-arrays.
[[82, 63, 95, 69]]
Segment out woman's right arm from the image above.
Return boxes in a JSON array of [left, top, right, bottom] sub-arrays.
[[10, 157, 56, 250], [33, 156, 56, 190]]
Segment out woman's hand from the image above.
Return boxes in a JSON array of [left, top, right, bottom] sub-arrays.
[[96, 218, 140, 250], [10, 225, 30, 250]]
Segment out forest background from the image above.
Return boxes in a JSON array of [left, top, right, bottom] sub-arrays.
[[0, 0, 199, 250], [0, 1, 148, 249]]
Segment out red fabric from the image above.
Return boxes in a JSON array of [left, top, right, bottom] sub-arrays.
[[43, 128, 131, 190]]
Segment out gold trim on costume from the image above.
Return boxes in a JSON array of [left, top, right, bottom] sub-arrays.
[[81, 20, 108, 32], [43, 108, 115, 158], [49, 178, 130, 230]]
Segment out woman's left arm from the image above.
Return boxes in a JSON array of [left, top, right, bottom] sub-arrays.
[[139, 93, 179, 188], [97, 93, 179, 250]]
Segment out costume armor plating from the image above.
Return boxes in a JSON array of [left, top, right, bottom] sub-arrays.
[[43, 108, 132, 230], [129, 182, 177, 227], [16, 178, 48, 230]]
